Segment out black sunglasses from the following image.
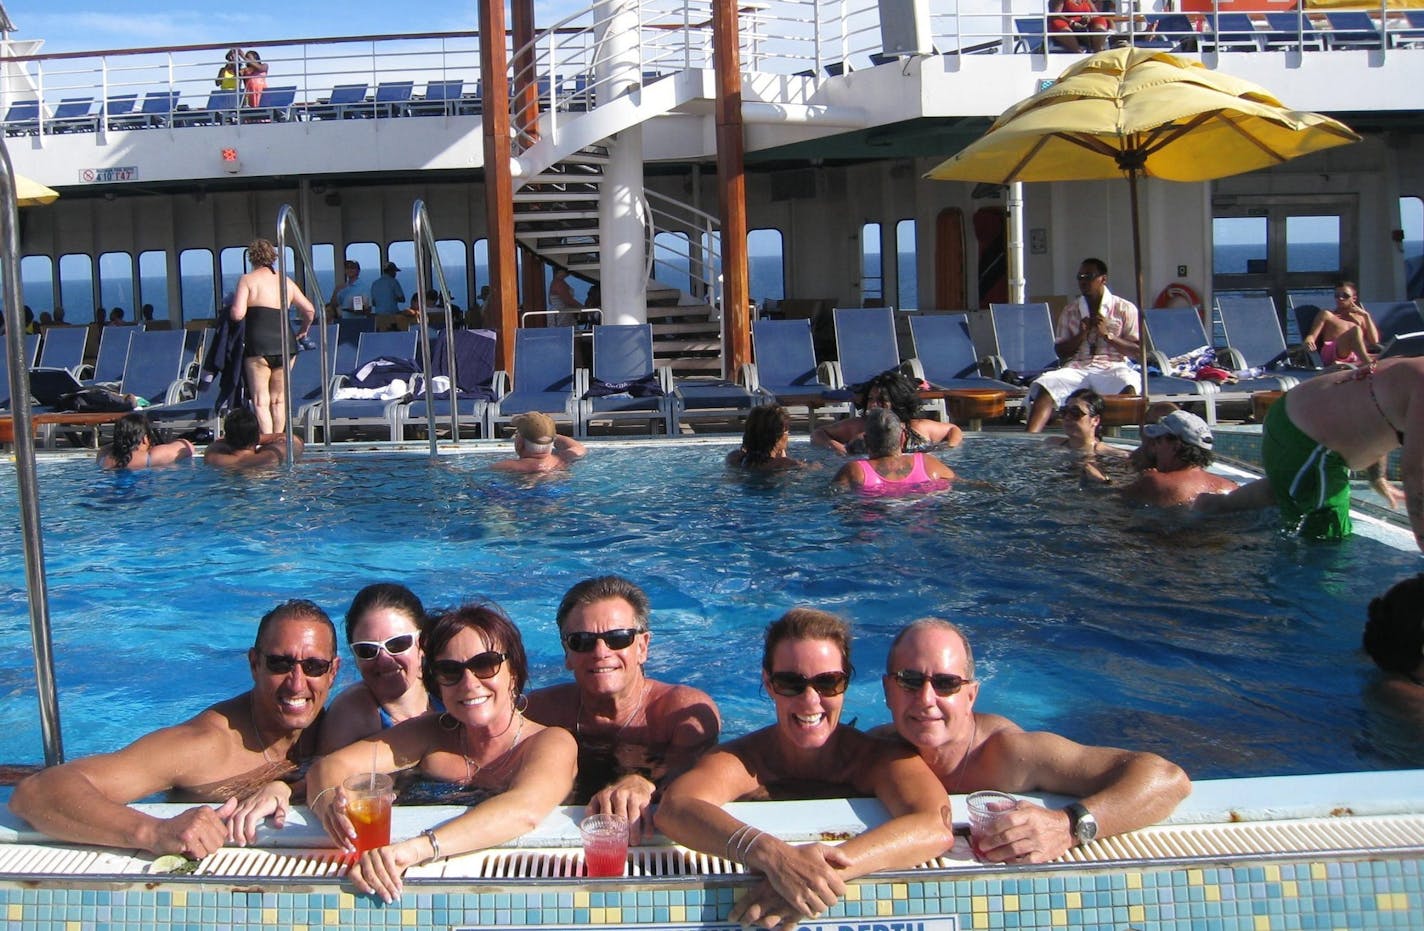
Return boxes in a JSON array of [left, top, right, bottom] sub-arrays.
[[562, 628, 644, 653], [1062, 407, 1092, 421], [890, 669, 972, 697], [351, 633, 416, 662], [262, 654, 334, 677], [431, 651, 506, 686], [768, 670, 850, 698], [1076, 273, 1102, 282]]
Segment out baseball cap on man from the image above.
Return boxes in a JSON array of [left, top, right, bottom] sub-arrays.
[[512, 411, 557, 445], [1143, 410, 1213, 450], [383, 262, 399, 274]]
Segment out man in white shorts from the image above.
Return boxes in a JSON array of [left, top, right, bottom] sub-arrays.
[[1025, 257, 1142, 432]]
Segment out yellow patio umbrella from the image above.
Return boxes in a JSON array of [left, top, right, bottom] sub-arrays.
[[14, 174, 58, 207], [928, 45, 1359, 320]]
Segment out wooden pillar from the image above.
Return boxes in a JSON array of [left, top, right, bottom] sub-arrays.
[[480, 0, 519, 374], [712, 0, 751, 376], [511, 0, 538, 144], [521, 245, 547, 321]]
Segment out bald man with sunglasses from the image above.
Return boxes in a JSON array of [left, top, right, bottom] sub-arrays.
[[525, 576, 720, 838], [10, 600, 340, 857], [876, 618, 1190, 864]]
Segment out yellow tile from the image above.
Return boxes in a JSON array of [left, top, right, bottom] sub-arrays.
[[1188, 869, 1204, 885], [590, 908, 605, 923], [669, 906, 686, 923], [1129, 906, 1145, 923], [402, 908, 417, 925], [171, 891, 186, 907], [575, 891, 590, 909], [324, 909, 338, 925], [876, 900, 892, 916], [1066, 892, 1081, 909], [1311, 863, 1327, 880], [891, 882, 908, 901], [7, 905, 21, 921], [845, 884, 862, 900], [1376, 894, 1396, 911], [1206, 886, 1220, 902], [264, 909, 277, 924], [1127, 873, 1142, 890], [606, 907, 622, 924], [1398, 893, 1412, 909], [1004, 894, 1019, 911], [1254, 916, 1270, 931], [973, 896, 988, 914], [340, 893, 357, 909], [67, 923, 82, 931], [1052, 909, 1068, 925], [1264, 865, 1280, 882], [1282, 881, 1297, 897]]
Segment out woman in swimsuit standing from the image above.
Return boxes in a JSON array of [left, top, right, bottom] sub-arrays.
[[832, 408, 955, 492], [230, 238, 316, 437]]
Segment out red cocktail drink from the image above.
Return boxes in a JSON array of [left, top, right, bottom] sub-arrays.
[[580, 814, 629, 877]]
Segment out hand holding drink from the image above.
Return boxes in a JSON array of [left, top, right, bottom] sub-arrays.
[[965, 790, 1018, 862], [344, 773, 394, 854]]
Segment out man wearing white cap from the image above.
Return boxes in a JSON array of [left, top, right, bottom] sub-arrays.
[[1121, 410, 1236, 507], [493, 411, 587, 473]]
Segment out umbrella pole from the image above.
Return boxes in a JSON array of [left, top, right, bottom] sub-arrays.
[[1129, 169, 1147, 433]]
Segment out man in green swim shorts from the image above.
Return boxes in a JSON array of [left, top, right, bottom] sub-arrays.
[[1198, 358, 1421, 548]]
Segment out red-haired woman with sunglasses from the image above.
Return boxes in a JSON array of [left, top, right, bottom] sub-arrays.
[[657, 608, 953, 931], [307, 602, 576, 904]]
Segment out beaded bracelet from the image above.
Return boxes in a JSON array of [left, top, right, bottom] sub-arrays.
[[422, 828, 443, 863]]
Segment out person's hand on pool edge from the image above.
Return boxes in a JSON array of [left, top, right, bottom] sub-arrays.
[[310, 785, 358, 852], [349, 839, 424, 903], [153, 798, 239, 859], [745, 839, 850, 918], [729, 879, 811, 931], [226, 781, 292, 846], [587, 773, 656, 843], [970, 801, 1074, 864]]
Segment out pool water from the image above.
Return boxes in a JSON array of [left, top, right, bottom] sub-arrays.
[[1, 436, 1420, 779]]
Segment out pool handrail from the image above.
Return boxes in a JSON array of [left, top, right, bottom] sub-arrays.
[[411, 198, 462, 452], [276, 204, 333, 460], [0, 137, 65, 766]]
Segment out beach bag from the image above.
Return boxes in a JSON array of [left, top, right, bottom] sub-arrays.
[[58, 387, 135, 413]]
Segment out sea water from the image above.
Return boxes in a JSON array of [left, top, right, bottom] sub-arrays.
[[0, 438, 1420, 780]]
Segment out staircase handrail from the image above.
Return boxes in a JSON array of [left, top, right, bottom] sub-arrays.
[[411, 199, 464, 453], [645, 188, 722, 318], [275, 204, 333, 459]]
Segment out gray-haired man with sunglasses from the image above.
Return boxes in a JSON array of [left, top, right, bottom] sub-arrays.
[[877, 618, 1190, 864], [526, 576, 720, 839], [10, 600, 340, 857]]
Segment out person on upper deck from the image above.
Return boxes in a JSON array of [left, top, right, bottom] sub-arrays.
[[1049, 0, 1110, 52], [319, 583, 437, 754], [1302, 280, 1381, 367], [97, 412, 196, 470], [369, 262, 406, 316], [241, 50, 268, 109], [9, 599, 339, 856], [1025, 258, 1142, 434], [656, 608, 955, 931], [492, 411, 586, 474], [727, 405, 805, 471], [1195, 358, 1419, 546], [874, 618, 1190, 864], [526, 576, 720, 839], [812, 369, 962, 455], [216, 48, 241, 91], [832, 408, 955, 493], [205, 407, 303, 470], [307, 602, 576, 904], [1118, 410, 1236, 506], [329, 260, 366, 319], [230, 238, 317, 437]]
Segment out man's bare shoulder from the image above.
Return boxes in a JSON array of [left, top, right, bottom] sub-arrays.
[[524, 683, 580, 728], [645, 680, 721, 745]]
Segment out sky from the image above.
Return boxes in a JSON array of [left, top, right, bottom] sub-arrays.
[[2, 1, 579, 55]]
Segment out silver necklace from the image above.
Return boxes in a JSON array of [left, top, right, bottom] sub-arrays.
[[576, 682, 649, 738], [462, 712, 525, 783]]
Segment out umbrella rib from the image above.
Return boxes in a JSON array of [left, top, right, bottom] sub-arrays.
[[1004, 135, 1055, 181], [1139, 112, 1217, 160]]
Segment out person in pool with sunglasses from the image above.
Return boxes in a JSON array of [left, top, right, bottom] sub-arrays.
[[306, 602, 575, 904], [874, 618, 1190, 864], [10, 600, 341, 858], [657, 608, 954, 931], [526, 576, 720, 840], [318, 583, 438, 754]]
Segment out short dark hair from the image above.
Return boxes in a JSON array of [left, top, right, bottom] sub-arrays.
[[1081, 257, 1108, 278], [247, 239, 277, 269], [1364, 576, 1424, 677], [109, 412, 154, 468], [253, 599, 338, 654], [344, 583, 426, 643], [555, 576, 651, 632], [1175, 440, 1215, 469], [1064, 387, 1105, 439], [421, 601, 529, 696], [762, 607, 855, 679], [739, 405, 791, 466], [223, 408, 261, 449]]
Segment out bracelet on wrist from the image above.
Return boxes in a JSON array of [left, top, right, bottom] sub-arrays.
[[422, 828, 443, 863], [308, 786, 336, 813]]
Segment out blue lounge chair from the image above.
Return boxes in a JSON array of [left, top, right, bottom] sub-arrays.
[[307, 84, 369, 120], [305, 329, 419, 442], [371, 81, 414, 118], [580, 324, 675, 435], [49, 98, 96, 133], [1324, 12, 1382, 50], [172, 90, 240, 127], [672, 374, 757, 432], [1207, 13, 1262, 51], [1013, 17, 1046, 54], [828, 307, 901, 392], [409, 80, 464, 117], [110, 90, 180, 129], [100, 94, 139, 129], [488, 326, 585, 438], [1292, 299, 1424, 356], [1140, 13, 1197, 51], [905, 312, 1025, 400], [1139, 308, 1221, 423], [985, 303, 1058, 384], [297, 325, 362, 437], [745, 318, 851, 422], [118, 330, 189, 406], [1390, 10, 1424, 48], [241, 85, 298, 122], [394, 327, 498, 440], [1213, 297, 1311, 395], [3, 100, 40, 136], [0, 335, 41, 408], [36, 327, 89, 377], [84, 326, 136, 387]]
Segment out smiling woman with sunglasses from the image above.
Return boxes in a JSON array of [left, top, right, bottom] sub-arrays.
[[657, 608, 953, 931], [306, 602, 576, 904], [318, 583, 436, 754]]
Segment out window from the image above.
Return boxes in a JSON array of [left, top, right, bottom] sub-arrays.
[[138, 251, 168, 321], [1285, 215, 1340, 274], [179, 249, 216, 320], [861, 222, 882, 305], [387, 240, 416, 307], [895, 219, 917, 311], [1212, 216, 1267, 274], [59, 254, 95, 323], [1402, 196, 1422, 299], [309, 243, 336, 305], [219, 246, 248, 299], [473, 239, 490, 306], [97, 252, 135, 320], [19, 255, 53, 314], [654, 231, 692, 297], [434, 239, 469, 310], [748, 228, 784, 305]]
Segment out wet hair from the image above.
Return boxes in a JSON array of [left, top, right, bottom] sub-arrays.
[[421, 601, 529, 696], [1064, 388, 1105, 440], [762, 607, 855, 679], [1174, 440, 1215, 469], [223, 407, 261, 449], [344, 582, 426, 643], [253, 599, 338, 655], [247, 239, 277, 270], [1363, 575, 1424, 679], [739, 405, 790, 466], [555, 575, 651, 632], [1081, 257, 1108, 278], [857, 369, 922, 429], [109, 412, 155, 469], [886, 617, 976, 680], [863, 407, 905, 458]]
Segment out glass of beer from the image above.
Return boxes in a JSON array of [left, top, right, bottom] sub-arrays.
[[343, 772, 394, 854], [580, 813, 629, 877]]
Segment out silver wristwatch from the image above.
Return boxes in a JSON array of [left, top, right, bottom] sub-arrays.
[[1065, 802, 1098, 846]]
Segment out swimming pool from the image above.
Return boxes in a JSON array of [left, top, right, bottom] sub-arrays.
[[1, 436, 1420, 779]]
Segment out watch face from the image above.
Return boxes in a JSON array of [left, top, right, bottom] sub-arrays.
[[1070, 803, 1098, 843]]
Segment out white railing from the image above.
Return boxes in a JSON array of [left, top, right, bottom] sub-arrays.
[[646, 189, 722, 314]]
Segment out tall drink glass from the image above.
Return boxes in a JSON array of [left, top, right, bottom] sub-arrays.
[[343, 772, 394, 854]]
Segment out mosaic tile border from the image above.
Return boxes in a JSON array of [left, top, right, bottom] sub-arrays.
[[2, 855, 1420, 930]]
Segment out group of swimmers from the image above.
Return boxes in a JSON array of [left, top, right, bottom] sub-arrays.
[[10, 576, 1191, 927]]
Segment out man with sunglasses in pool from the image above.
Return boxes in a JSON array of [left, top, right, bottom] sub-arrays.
[[1024, 258, 1143, 434], [10, 600, 340, 858], [526, 576, 720, 839], [877, 618, 1190, 864]]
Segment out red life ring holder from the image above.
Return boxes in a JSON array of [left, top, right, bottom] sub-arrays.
[[1153, 282, 1201, 309]]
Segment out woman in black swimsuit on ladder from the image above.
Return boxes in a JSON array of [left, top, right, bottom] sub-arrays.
[[230, 238, 317, 436]]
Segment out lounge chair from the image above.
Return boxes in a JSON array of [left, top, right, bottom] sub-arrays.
[[580, 324, 675, 436], [0, 336, 41, 408], [307, 84, 369, 120], [828, 307, 901, 393], [1206, 13, 1262, 52], [36, 327, 89, 377], [305, 329, 419, 442], [904, 313, 1025, 418], [49, 98, 97, 133], [3, 101, 40, 136], [487, 326, 585, 439], [1138, 308, 1221, 423], [985, 303, 1059, 384], [117, 330, 189, 406], [1324, 11, 1383, 50], [100, 94, 139, 129], [371, 81, 415, 118], [109, 90, 180, 129], [1263, 12, 1324, 51], [297, 325, 362, 438], [241, 85, 298, 122], [1213, 297, 1311, 395], [743, 318, 851, 422], [1012, 17, 1046, 54], [409, 80, 464, 117], [83, 326, 136, 387], [171, 90, 240, 127], [394, 327, 498, 440]]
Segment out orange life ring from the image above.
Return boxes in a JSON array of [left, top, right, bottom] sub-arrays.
[[1153, 282, 1201, 309]]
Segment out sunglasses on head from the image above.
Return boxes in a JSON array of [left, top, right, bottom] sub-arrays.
[[431, 651, 506, 686], [351, 633, 416, 662], [1335, 292, 1355, 300], [768, 670, 850, 698], [891, 669, 972, 696], [562, 628, 644, 653], [1062, 406, 1092, 421], [262, 654, 334, 677]]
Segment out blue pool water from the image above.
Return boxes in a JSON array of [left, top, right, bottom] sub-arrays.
[[1, 437, 1421, 780]]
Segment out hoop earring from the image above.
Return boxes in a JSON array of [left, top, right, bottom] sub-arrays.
[[438, 711, 460, 731], [514, 692, 529, 713]]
